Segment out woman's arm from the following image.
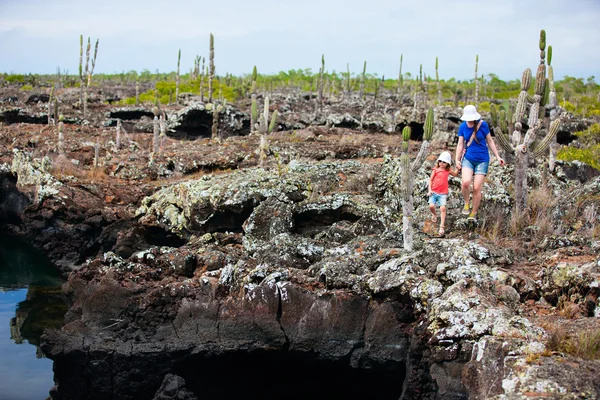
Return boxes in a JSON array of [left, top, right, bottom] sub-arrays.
[[486, 134, 506, 166], [455, 136, 465, 170]]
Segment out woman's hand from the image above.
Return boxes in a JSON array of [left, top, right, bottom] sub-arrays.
[[498, 157, 505, 166]]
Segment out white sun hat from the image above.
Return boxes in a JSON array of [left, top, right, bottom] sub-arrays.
[[460, 104, 481, 121], [437, 151, 452, 165]]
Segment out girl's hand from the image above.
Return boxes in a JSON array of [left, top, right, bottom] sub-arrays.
[[455, 159, 462, 170], [427, 190, 432, 196]]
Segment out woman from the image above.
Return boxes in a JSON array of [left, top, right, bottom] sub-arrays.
[[455, 104, 505, 222]]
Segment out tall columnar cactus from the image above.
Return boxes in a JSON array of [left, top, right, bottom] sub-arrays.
[[79, 35, 84, 105], [175, 49, 181, 105], [211, 103, 224, 140], [159, 115, 167, 148], [250, 66, 258, 132], [152, 115, 160, 154], [474, 54, 479, 106], [200, 57, 206, 102], [115, 119, 122, 150], [57, 115, 65, 155], [81, 36, 99, 118], [135, 76, 140, 106], [48, 85, 55, 126], [492, 29, 562, 210], [94, 141, 100, 169], [256, 96, 278, 135], [392, 107, 435, 251], [359, 61, 366, 100], [436, 57, 442, 105], [208, 34, 214, 103], [79, 36, 99, 118], [397, 54, 404, 102], [346, 63, 351, 97], [317, 55, 325, 110], [546, 45, 560, 171]]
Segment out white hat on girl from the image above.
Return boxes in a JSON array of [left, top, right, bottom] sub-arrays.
[[437, 151, 452, 165]]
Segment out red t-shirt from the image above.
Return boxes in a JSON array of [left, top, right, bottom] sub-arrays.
[[431, 168, 450, 194]]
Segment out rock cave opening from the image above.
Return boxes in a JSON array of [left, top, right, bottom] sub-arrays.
[[199, 208, 255, 234], [293, 207, 361, 238], [144, 226, 187, 247], [174, 350, 405, 400], [174, 109, 213, 139], [0, 109, 47, 125], [108, 109, 155, 120], [397, 122, 425, 141], [556, 129, 576, 145]]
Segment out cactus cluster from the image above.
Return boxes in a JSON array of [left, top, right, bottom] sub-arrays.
[[491, 29, 563, 210], [208, 34, 215, 103], [79, 35, 99, 118], [388, 107, 435, 250], [175, 49, 181, 105]]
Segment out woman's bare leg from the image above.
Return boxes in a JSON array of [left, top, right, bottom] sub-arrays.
[[471, 174, 486, 215]]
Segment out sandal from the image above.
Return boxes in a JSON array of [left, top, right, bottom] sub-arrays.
[[438, 227, 445, 237]]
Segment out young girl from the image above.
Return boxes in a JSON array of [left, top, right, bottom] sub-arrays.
[[428, 151, 459, 236]]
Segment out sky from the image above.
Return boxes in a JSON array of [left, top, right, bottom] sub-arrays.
[[1, 0, 599, 82]]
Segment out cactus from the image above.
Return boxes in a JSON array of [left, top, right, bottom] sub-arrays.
[[359, 61, 366, 100], [135, 76, 140, 106], [48, 85, 55, 126], [94, 140, 99, 169], [257, 96, 277, 134], [200, 57, 206, 102], [436, 57, 442, 105], [208, 34, 214, 103], [317, 54, 325, 110], [397, 54, 404, 102], [57, 115, 65, 155], [175, 49, 181, 105], [474, 54, 479, 106], [388, 107, 435, 250], [211, 104, 223, 140], [81, 37, 99, 118], [346, 63, 351, 97], [78, 35, 84, 105], [491, 29, 564, 210], [115, 119, 122, 150], [258, 134, 269, 166], [153, 116, 160, 154]]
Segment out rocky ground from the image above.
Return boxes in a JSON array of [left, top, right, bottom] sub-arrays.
[[1, 84, 600, 400]]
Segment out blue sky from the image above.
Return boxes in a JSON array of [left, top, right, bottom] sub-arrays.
[[1, 0, 599, 82]]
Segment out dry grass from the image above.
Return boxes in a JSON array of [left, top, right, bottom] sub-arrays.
[[544, 322, 600, 359], [50, 154, 109, 182], [477, 184, 560, 250]]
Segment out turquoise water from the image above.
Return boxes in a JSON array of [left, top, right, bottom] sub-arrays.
[[0, 236, 66, 400]]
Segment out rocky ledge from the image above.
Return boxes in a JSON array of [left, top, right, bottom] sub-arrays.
[[1, 98, 599, 399]]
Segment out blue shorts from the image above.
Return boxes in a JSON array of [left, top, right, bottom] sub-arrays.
[[428, 193, 447, 206], [462, 158, 489, 175]]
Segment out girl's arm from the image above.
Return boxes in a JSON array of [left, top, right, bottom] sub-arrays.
[[449, 167, 460, 177], [428, 170, 435, 196], [455, 136, 465, 169], [486, 134, 506, 166]]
